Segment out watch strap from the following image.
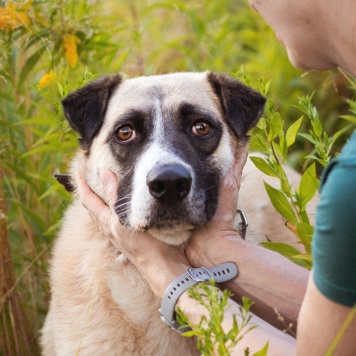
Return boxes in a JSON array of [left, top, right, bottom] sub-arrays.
[[159, 262, 238, 332]]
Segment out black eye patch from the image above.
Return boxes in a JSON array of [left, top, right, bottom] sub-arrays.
[[108, 109, 151, 145], [176, 102, 222, 156], [178, 102, 221, 129]]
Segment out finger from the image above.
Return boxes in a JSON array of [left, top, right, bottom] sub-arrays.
[[235, 145, 248, 169], [211, 146, 249, 222], [234, 146, 248, 189], [218, 165, 239, 217], [100, 171, 119, 209], [76, 170, 111, 225]]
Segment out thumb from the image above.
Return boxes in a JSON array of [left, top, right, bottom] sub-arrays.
[[100, 171, 119, 207]]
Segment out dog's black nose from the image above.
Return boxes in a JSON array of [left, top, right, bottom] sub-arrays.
[[147, 164, 192, 202]]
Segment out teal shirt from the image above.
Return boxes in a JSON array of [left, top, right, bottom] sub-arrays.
[[312, 131, 356, 307]]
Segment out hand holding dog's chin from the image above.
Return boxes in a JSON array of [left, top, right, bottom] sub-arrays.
[[186, 151, 247, 268], [76, 170, 190, 298]]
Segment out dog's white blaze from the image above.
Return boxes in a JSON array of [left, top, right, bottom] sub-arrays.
[[130, 143, 195, 235], [128, 98, 198, 244]]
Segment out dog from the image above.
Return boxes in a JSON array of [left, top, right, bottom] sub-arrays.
[[41, 72, 266, 355]]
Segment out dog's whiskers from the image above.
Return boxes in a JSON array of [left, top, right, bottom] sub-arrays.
[[115, 195, 132, 203]]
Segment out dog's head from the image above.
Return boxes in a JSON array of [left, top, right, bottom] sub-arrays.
[[62, 72, 265, 245]]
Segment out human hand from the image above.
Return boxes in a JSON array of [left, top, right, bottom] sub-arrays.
[[185, 146, 248, 267], [76, 170, 191, 298]]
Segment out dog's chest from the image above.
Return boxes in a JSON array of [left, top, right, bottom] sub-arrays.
[[106, 255, 198, 355]]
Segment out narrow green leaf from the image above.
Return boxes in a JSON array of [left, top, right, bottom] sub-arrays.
[[11, 199, 46, 231], [286, 116, 303, 147], [57, 81, 64, 98], [289, 258, 312, 269], [257, 117, 267, 130], [264, 182, 297, 223], [296, 223, 314, 253], [18, 46, 46, 89], [250, 156, 279, 177], [298, 164, 319, 209], [304, 154, 320, 161], [298, 133, 317, 145], [260, 242, 302, 257], [292, 254, 313, 262], [249, 135, 269, 153], [340, 115, 356, 124], [268, 112, 282, 141], [264, 80, 271, 95], [253, 341, 269, 356], [312, 117, 323, 139], [261, 242, 311, 268]]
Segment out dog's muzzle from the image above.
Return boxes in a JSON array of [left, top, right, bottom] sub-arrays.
[[146, 164, 192, 203]]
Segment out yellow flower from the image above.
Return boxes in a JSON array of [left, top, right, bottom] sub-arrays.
[[62, 34, 80, 68], [37, 70, 56, 90], [0, 1, 30, 31]]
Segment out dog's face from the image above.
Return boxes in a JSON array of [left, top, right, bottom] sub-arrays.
[[62, 72, 265, 245]]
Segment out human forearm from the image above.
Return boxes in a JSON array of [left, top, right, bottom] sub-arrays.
[[187, 234, 309, 332]]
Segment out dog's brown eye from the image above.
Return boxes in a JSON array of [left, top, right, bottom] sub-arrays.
[[116, 125, 136, 142], [192, 121, 212, 136]]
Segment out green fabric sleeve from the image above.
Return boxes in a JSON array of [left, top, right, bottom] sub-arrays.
[[312, 132, 356, 307]]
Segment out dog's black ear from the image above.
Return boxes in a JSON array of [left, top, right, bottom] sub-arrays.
[[207, 72, 266, 139], [62, 74, 122, 149]]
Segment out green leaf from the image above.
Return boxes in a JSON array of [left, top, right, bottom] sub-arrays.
[[264, 80, 271, 95], [181, 330, 197, 337], [260, 242, 302, 257], [292, 254, 313, 262], [249, 135, 269, 153], [298, 164, 319, 210], [257, 117, 267, 130], [279, 132, 288, 161], [340, 115, 356, 124], [264, 182, 297, 223], [311, 117, 323, 139], [18, 46, 46, 89], [298, 133, 317, 145], [268, 112, 282, 141], [260, 242, 311, 268], [296, 223, 314, 253], [57, 81, 64, 98], [242, 296, 254, 312], [286, 116, 303, 147], [253, 341, 269, 356], [250, 156, 279, 177]]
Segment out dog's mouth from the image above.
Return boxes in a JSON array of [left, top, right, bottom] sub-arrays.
[[133, 212, 200, 233], [148, 220, 195, 232], [146, 220, 196, 246]]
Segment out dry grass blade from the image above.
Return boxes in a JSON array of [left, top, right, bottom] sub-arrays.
[[0, 171, 40, 356]]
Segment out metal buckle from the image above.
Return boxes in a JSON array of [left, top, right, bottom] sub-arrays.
[[187, 267, 213, 282], [236, 208, 248, 227]]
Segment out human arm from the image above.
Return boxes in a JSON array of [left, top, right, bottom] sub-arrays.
[[185, 171, 309, 333], [297, 275, 356, 355], [296, 144, 356, 355]]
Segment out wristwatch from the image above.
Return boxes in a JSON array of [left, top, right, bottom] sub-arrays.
[[159, 262, 238, 332]]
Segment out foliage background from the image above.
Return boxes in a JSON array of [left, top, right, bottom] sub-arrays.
[[0, 0, 355, 354]]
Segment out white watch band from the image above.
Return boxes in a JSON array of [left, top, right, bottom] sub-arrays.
[[159, 262, 238, 332]]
